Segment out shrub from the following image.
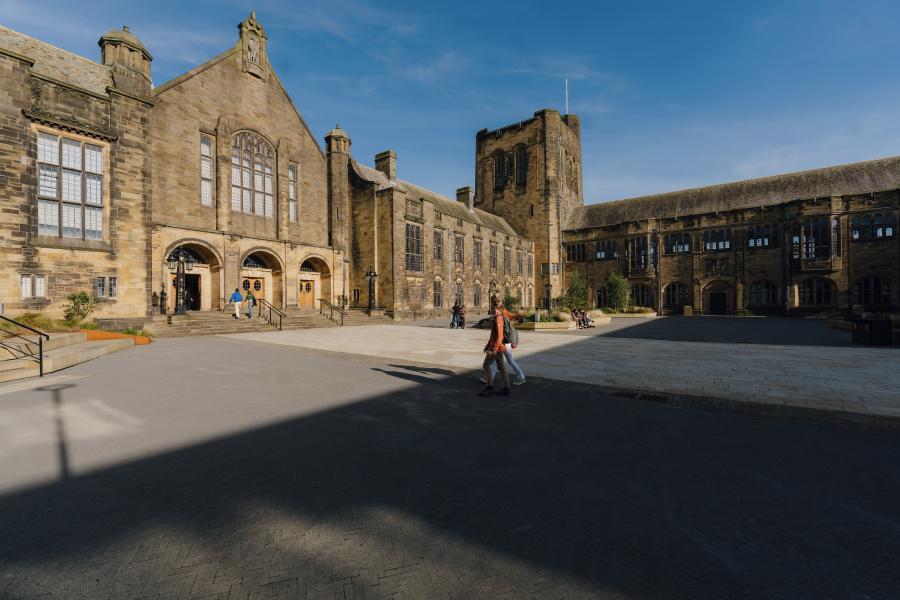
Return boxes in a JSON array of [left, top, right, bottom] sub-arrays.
[[560, 272, 589, 311], [63, 291, 95, 325], [605, 274, 630, 312], [502, 295, 520, 311]]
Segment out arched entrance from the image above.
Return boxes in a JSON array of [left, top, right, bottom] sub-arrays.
[[240, 249, 283, 308], [165, 242, 222, 312], [298, 256, 331, 309], [703, 280, 731, 315]]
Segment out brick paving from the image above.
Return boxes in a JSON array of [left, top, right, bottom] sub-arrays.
[[1, 337, 899, 599]]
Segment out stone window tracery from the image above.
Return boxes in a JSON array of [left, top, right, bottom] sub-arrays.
[[231, 131, 274, 218]]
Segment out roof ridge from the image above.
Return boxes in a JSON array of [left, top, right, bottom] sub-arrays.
[[0, 24, 103, 70], [585, 153, 900, 208]]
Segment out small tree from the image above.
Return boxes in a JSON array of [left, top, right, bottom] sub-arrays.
[[63, 291, 95, 325], [605, 273, 629, 312], [503, 294, 519, 310], [562, 272, 589, 310]]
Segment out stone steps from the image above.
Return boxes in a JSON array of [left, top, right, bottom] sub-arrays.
[[0, 332, 135, 384], [149, 309, 393, 338]]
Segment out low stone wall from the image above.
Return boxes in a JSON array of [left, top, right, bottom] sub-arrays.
[[518, 321, 576, 331], [93, 317, 151, 332]]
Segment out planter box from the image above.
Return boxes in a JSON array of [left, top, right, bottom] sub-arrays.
[[81, 329, 150, 345], [518, 321, 576, 330]]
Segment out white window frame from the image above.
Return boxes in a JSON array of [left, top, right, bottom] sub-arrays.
[[20, 274, 46, 298], [288, 163, 298, 222], [200, 135, 214, 207]]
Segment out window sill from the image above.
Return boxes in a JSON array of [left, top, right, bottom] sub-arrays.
[[32, 236, 111, 253], [93, 297, 118, 303]]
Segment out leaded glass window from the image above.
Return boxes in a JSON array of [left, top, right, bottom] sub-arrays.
[[36, 132, 103, 240], [288, 164, 297, 222], [231, 131, 274, 218], [200, 136, 213, 206]]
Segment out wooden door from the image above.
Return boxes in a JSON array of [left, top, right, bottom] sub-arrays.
[[298, 280, 314, 307], [242, 277, 265, 304]]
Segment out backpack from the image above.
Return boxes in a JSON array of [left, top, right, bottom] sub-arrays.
[[502, 315, 519, 346]]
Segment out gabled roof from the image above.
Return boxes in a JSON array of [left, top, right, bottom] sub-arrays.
[[568, 154, 900, 231], [351, 161, 522, 239], [0, 25, 111, 96]]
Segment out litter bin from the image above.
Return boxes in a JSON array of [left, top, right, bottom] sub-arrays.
[[851, 318, 893, 346]]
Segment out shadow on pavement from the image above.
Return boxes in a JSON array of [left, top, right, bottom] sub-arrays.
[[2, 362, 900, 599]]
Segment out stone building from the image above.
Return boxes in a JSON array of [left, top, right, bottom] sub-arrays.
[[1, 14, 896, 325], [562, 158, 900, 315]]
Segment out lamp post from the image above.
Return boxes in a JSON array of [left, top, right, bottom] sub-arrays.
[[365, 266, 377, 313], [545, 282, 552, 319], [167, 250, 194, 315]]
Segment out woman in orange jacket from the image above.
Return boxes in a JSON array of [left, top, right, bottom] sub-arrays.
[[480, 296, 510, 396]]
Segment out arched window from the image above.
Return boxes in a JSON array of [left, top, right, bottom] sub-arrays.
[[514, 145, 527, 187], [473, 282, 482, 307], [167, 246, 203, 265], [231, 131, 274, 218], [493, 151, 506, 190], [853, 276, 891, 305], [664, 283, 689, 307], [630, 284, 653, 307], [243, 255, 265, 268], [799, 278, 834, 305], [749, 281, 778, 306]]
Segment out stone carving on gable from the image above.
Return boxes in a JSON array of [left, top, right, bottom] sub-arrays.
[[239, 11, 267, 80]]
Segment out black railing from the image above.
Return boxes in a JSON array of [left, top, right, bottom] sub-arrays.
[[319, 299, 346, 326], [257, 298, 285, 330], [0, 315, 50, 376]]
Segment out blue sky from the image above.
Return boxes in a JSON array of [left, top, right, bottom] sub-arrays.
[[5, 0, 900, 203]]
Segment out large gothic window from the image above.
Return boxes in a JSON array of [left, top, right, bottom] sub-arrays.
[[231, 131, 274, 218], [36, 131, 104, 240]]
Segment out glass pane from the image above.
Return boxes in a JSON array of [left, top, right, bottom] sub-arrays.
[[39, 164, 58, 197], [96, 276, 105, 297], [85, 173, 102, 206], [201, 156, 211, 179], [20, 275, 30, 298], [289, 200, 297, 222], [61, 138, 81, 170], [85, 207, 103, 240], [288, 181, 296, 200], [34, 275, 45, 298], [242, 168, 251, 188], [232, 147, 240, 164], [200, 137, 212, 157], [84, 144, 102, 174], [289, 165, 296, 181], [254, 192, 264, 215], [242, 189, 252, 213], [265, 175, 272, 194], [38, 133, 59, 165], [264, 194, 273, 218], [201, 180, 212, 206], [232, 165, 241, 186], [38, 200, 59, 236], [231, 187, 241, 211], [254, 172, 263, 191], [61, 169, 81, 202], [62, 204, 82, 238], [108, 277, 117, 298]]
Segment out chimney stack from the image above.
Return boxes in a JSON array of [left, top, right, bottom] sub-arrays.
[[374, 150, 396, 181], [456, 186, 473, 210]]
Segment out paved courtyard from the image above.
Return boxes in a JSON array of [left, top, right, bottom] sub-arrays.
[[230, 321, 900, 418], [1, 336, 900, 599]]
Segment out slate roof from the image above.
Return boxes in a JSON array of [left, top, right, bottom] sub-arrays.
[[568, 155, 900, 230], [351, 161, 522, 239], [0, 25, 112, 96]]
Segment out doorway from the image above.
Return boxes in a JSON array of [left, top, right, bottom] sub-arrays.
[[171, 274, 202, 311], [708, 292, 728, 315], [242, 277, 265, 303], [298, 280, 315, 307]]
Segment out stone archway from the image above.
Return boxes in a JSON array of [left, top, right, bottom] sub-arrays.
[[240, 248, 284, 309], [702, 280, 732, 315], [165, 242, 222, 312], [298, 256, 331, 309]]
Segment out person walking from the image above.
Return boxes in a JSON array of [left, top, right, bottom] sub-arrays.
[[458, 304, 466, 329], [486, 302, 526, 385], [450, 302, 460, 329], [245, 290, 256, 319], [480, 296, 510, 397], [230, 288, 243, 319]]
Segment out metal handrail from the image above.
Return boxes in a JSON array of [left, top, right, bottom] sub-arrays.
[[256, 298, 285, 330], [0, 314, 50, 376], [319, 299, 346, 326]]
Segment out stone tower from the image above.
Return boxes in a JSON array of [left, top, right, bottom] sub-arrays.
[[474, 109, 584, 305]]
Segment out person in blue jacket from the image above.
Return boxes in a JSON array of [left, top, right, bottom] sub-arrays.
[[230, 288, 243, 319]]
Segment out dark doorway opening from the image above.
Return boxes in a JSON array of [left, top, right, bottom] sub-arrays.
[[184, 274, 201, 311], [708, 292, 728, 315]]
